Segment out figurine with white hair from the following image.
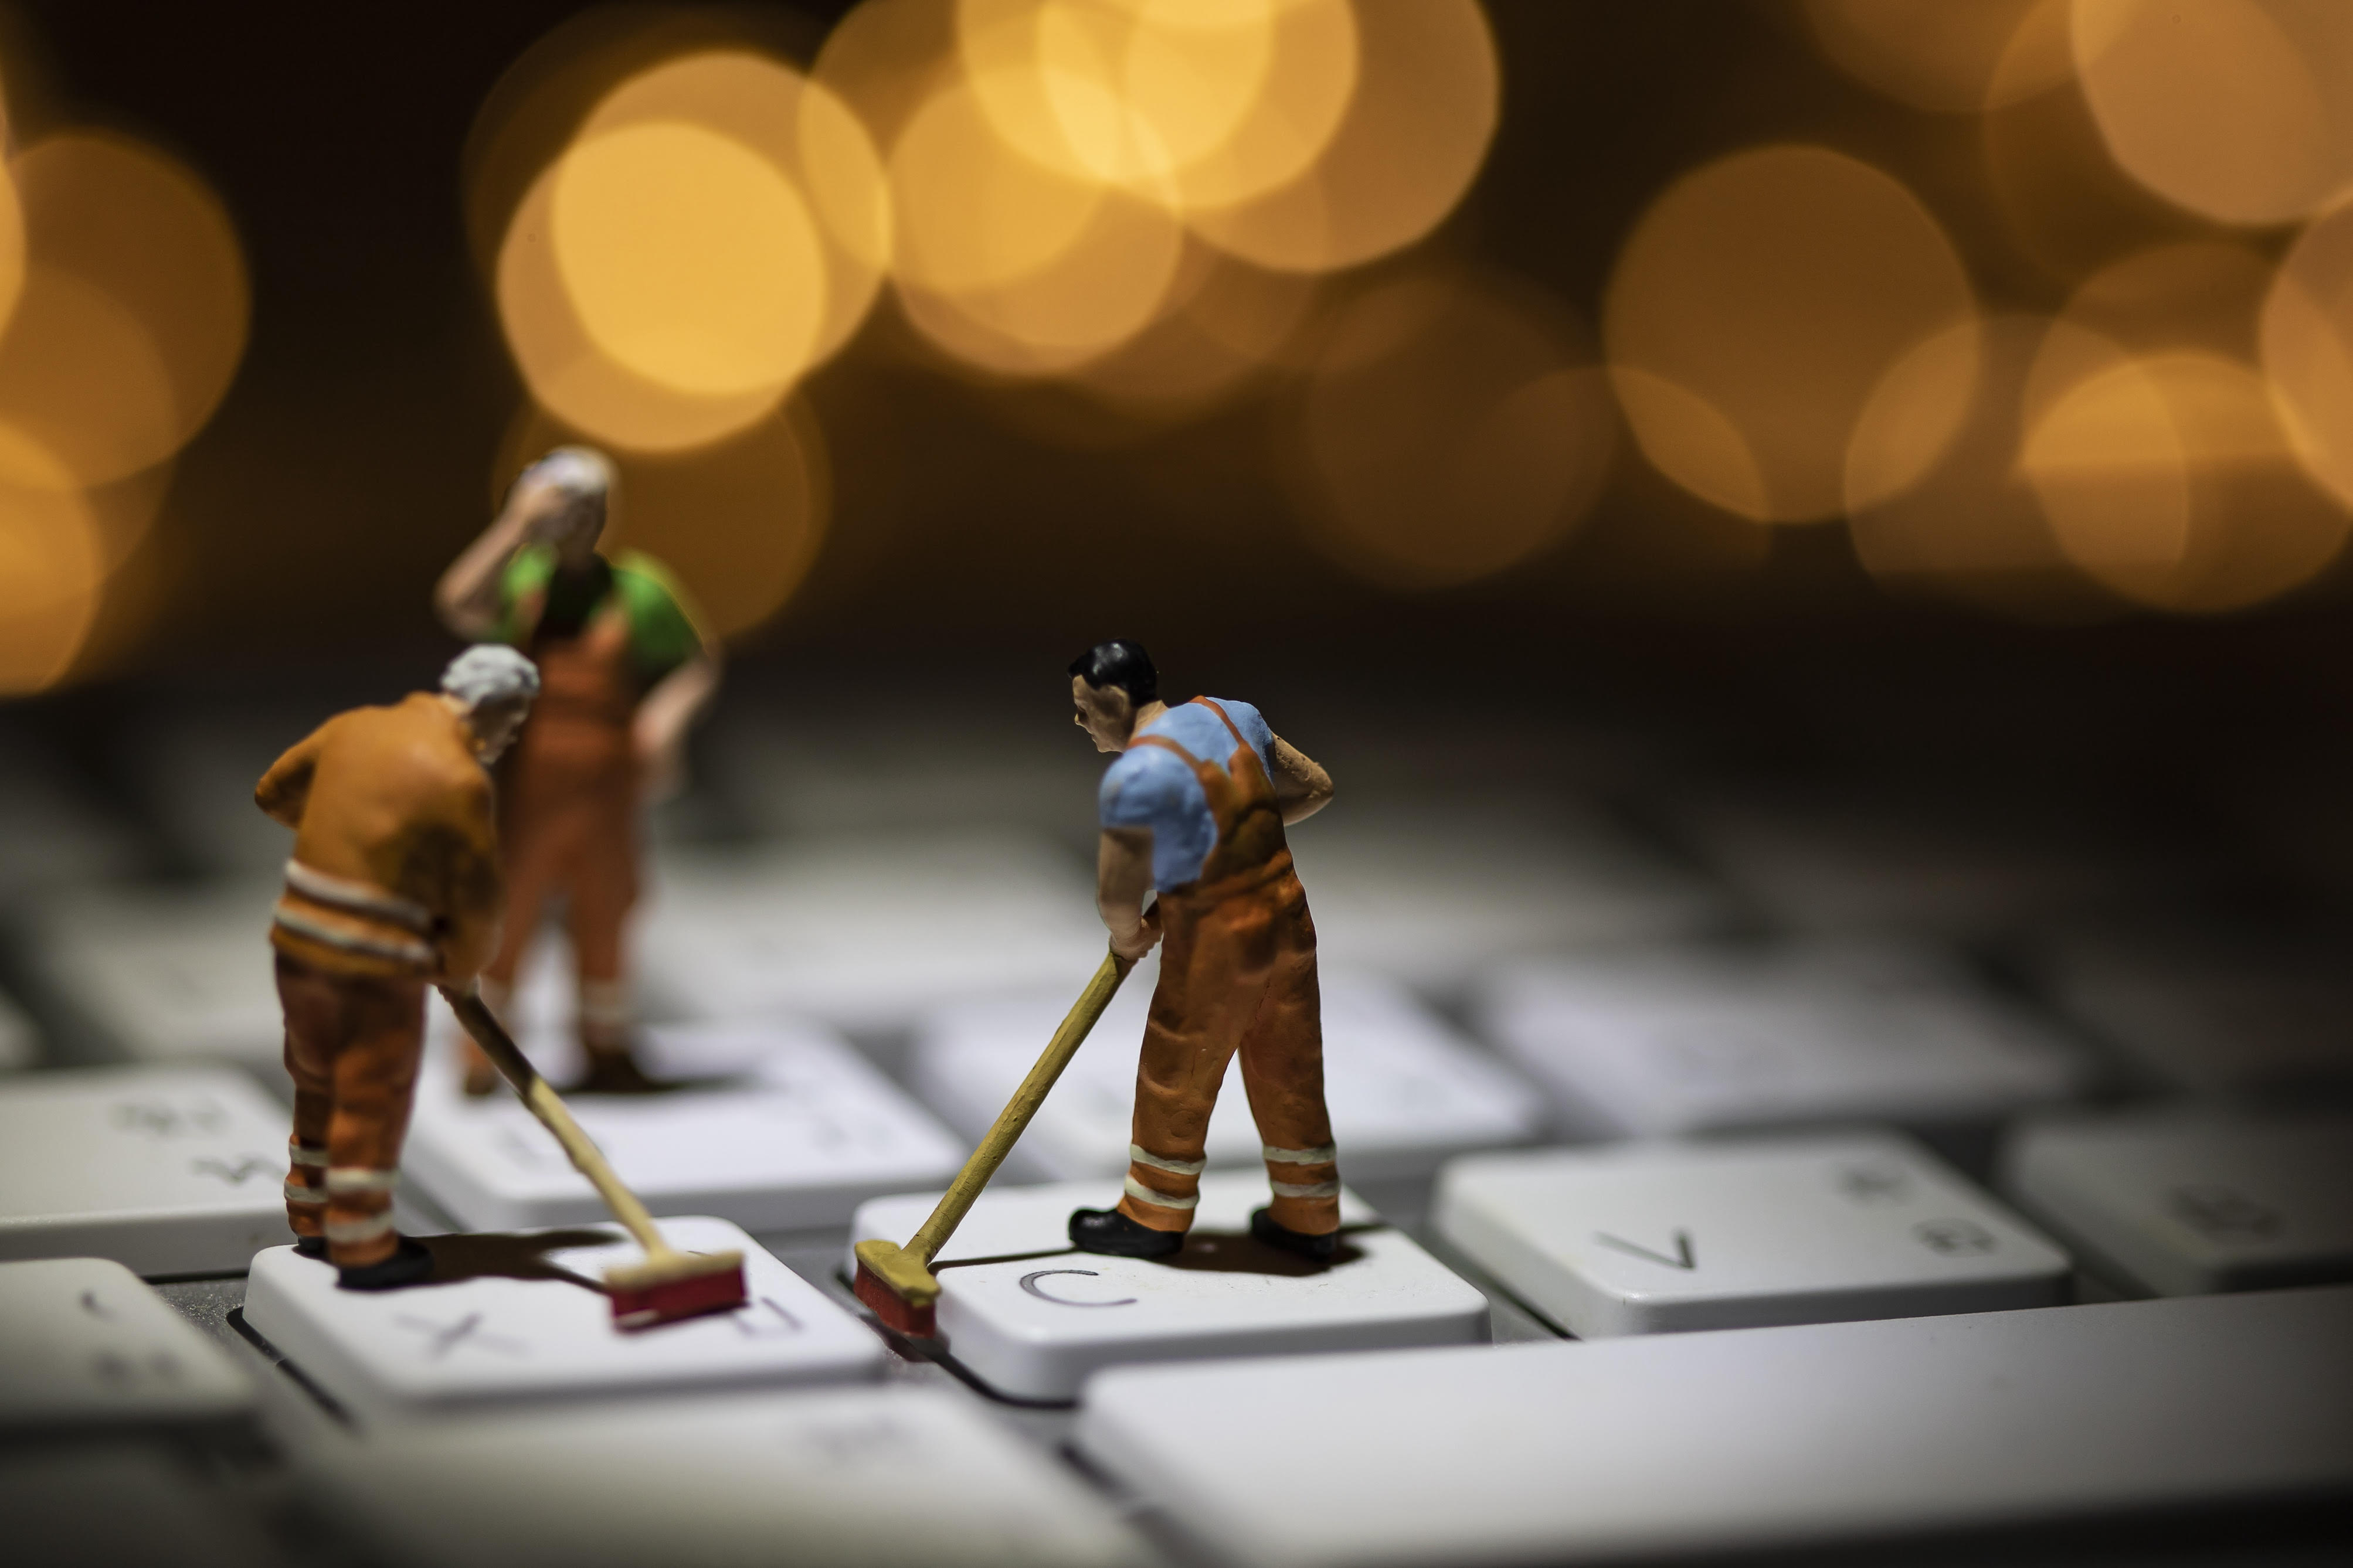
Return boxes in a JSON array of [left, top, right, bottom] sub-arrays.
[[435, 446, 718, 1094], [253, 647, 541, 1287]]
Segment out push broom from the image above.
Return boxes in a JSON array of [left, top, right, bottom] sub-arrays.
[[442, 985, 748, 1330], [855, 945, 1138, 1336]]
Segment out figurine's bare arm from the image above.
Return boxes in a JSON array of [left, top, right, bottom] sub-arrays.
[[254, 725, 331, 828], [633, 651, 720, 804], [434, 499, 541, 639], [1097, 826, 1162, 961], [1268, 736, 1333, 826]]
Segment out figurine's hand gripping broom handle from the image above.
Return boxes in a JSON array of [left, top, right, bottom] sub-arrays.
[[907, 944, 1138, 1265], [439, 985, 676, 1266]]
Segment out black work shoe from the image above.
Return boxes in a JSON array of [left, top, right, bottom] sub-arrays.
[[335, 1236, 434, 1291], [1068, 1207, 1184, 1258], [572, 1049, 668, 1096], [294, 1235, 328, 1260], [1250, 1206, 1337, 1263]]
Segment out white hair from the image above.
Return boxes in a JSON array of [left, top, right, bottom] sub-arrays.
[[521, 445, 614, 504], [441, 645, 540, 710]]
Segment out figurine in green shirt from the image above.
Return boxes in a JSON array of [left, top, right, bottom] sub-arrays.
[[434, 447, 718, 1094]]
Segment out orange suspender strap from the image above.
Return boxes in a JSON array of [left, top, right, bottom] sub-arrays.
[[1191, 696, 1250, 751]]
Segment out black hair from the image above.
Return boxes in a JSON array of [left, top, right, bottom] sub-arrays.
[[1068, 640, 1157, 707]]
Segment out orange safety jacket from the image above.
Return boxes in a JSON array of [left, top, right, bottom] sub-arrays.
[[254, 693, 503, 983]]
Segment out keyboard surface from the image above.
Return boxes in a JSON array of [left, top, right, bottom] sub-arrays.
[[1, 681, 2347, 1568]]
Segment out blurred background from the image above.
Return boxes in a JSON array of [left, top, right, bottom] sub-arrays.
[[0, 0, 2349, 935]]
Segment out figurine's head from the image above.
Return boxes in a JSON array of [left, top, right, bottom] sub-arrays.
[[1068, 639, 1157, 753], [441, 645, 542, 764], [505, 445, 614, 569]]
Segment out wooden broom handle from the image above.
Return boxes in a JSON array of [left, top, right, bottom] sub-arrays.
[[906, 945, 1137, 1266], [440, 986, 674, 1263]]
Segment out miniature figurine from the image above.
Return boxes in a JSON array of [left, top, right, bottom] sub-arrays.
[[259, 647, 540, 1288], [1064, 640, 1342, 1261], [434, 447, 718, 1095]]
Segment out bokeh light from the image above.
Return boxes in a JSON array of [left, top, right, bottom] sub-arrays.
[[2262, 193, 2353, 513], [493, 44, 888, 453], [1286, 271, 1614, 589], [1186, 0, 1497, 274], [1981, 2, 2205, 285], [498, 400, 831, 643], [0, 427, 108, 693], [552, 121, 825, 396], [1804, 0, 2072, 113], [1604, 144, 1977, 523], [1069, 242, 1320, 417], [2073, 0, 2353, 227], [2021, 351, 2351, 611], [1848, 315, 2118, 618], [957, 0, 1359, 214], [0, 132, 249, 487]]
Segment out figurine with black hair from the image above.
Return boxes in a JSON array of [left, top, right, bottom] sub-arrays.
[[436, 447, 718, 1096], [1065, 640, 1341, 1261]]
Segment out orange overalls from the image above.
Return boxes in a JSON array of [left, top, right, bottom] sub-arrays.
[[479, 600, 640, 1057], [256, 695, 502, 1268], [1116, 699, 1341, 1239]]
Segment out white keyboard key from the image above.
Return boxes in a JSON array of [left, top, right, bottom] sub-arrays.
[[847, 1174, 1488, 1401], [2004, 1108, 2353, 1297], [0, 747, 141, 892], [306, 1385, 1153, 1568], [242, 1216, 884, 1424], [1476, 946, 2087, 1137], [1669, 782, 2153, 935], [30, 883, 282, 1065], [1078, 1286, 2353, 1567], [134, 705, 328, 876], [0, 1447, 278, 1568], [0, 1257, 254, 1431], [2034, 925, 2353, 1093], [912, 962, 1544, 1182], [639, 833, 1108, 1031], [405, 1014, 965, 1232], [709, 704, 1105, 840], [1436, 1133, 2069, 1337], [0, 1065, 291, 1276], [1286, 801, 1723, 991]]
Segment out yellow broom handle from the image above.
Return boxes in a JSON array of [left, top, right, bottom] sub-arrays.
[[906, 945, 1136, 1265], [440, 987, 672, 1262]]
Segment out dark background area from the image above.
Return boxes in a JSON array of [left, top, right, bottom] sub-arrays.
[[0, 0, 2345, 872]]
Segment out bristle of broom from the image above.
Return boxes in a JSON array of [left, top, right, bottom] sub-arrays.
[[606, 1250, 748, 1332], [854, 1259, 938, 1338]]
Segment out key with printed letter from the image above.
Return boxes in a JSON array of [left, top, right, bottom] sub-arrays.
[[0, 1064, 295, 1275], [1436, 1132, 2070, 1336], [2004, 1107, 2353, 1297], [914, 963, 1545, 1183], [242, 1216, 885, 1426], [302, 1383, 1152, 1568], [30, 885, 283, 1066], [637, 833, 1109, 1031], [1079, 1286, 2353, 1567], [404, 1015, 965, 1232], [1475, 944, 2087, 1137], [848, 1174, 1489, 1402], [0, 1257, 254, 1434], [1284, 801, 1723, 991]]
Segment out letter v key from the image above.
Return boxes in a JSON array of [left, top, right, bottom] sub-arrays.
[[1594, 1229, 1696, 1269]]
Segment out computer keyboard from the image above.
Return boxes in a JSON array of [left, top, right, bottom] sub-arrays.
[[1, 678, 2347, 1567], [911, 961, 1547, 1183], [1434, 1130, 2072, 1336]]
